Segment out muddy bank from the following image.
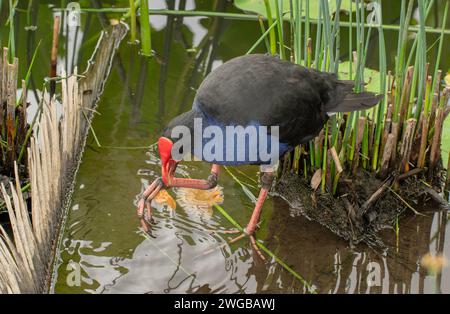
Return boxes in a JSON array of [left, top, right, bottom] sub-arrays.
[[273, 168, 447, 248]]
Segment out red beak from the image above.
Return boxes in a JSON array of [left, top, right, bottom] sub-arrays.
[[158, 137, 177, 186]]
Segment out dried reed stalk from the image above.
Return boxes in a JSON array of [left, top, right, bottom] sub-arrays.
[[50, 16, 60, 96], [429, 108, 444, 175], [0, 23, 127, 294], [379, 134, 395, 178], [398, 118, 417, 173]]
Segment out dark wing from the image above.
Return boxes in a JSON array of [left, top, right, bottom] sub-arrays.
[[195, 54, 331, 146]]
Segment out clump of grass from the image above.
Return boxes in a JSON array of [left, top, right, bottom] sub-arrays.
[[257, 0, 450, 196]]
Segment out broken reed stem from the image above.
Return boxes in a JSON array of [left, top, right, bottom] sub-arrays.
[[0, 47, 29, 175], [352, 116, 366, 174], [380, 102, 393, 162], [429, 108, 444, 175], [5, 56, 18, 173], [428, 92, 439, 130], [379, 133, 395, 178], [446, 151, 450, 190], [398, 118, 416, 173], [50, 15, 60, 96], [314, 130, 324, 168], [330, 146, 342, 195], [390, 121, 399, 162], [417, 115, 429, 168], [398, 66, 414, 126], [16, 80, 28, 163]]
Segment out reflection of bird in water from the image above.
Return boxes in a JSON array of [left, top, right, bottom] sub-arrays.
[[175, 186, 224, 220]]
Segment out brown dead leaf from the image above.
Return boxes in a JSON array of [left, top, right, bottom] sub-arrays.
[[310, 169, 322, 190]]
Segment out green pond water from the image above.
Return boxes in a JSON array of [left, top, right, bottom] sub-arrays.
[[1, 0, 449, 293]]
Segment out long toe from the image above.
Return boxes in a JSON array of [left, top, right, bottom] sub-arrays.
[[144, 201, 155, 225], [228, 232, 247, 244], [205, 228, 240, 235], [250, 235, 266, 262]]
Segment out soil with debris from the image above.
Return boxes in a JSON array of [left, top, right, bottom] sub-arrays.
[[273, 167, 447, 249]]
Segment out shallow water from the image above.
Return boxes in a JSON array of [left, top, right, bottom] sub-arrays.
[[2, 0, 446, 294]]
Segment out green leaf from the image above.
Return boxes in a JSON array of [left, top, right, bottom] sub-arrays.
[[442, 118, 450, 168], [337, 61, 382, 93], [234, 0, 355, 20]]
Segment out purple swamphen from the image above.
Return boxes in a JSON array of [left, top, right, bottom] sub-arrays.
[[137, 54, 382, 255]]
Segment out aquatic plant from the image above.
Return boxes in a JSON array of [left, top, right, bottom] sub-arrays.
[[247, 0, 450, 198], [0, 23, 128, 293], [139, 0, 152, 56]]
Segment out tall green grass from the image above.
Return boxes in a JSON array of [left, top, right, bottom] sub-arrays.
[[129, 0, 137, 42], [140, 0, 152, 56], [254, 0, 450, 194]]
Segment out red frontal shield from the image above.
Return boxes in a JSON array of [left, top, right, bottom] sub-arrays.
[[158, 137, 176, 185]]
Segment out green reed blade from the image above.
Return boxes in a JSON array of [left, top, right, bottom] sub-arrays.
[[16, 40, 42, 107], [430, 1, 448, 100], [263, 0, 277, 55], [332, 0, 342, 74], [405, 1, 435, 119], [303, 0, 310, 67], [293, 0, 302, 64], [348, 0, 352, 79], [246, 19, 278, 55], [414, 0, 427, 121], [140, 0, 152, 56], [313, 0, 322, 68], [129, 0, 137, 42], [394, 0, 413, 120], [321, 123, 328, 192], [371, 0, 387, 171], [123, 0, 139, 19], [273, 0, 286, 59], [362, 120, 369, 169], [7, 0, 16, 61], [258, 16, 271, 52], [321, 0, 332, 71], [309, 140, 315, 168]]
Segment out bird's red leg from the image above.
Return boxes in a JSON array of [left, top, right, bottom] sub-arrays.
[[230, 171, 274, 260], [167, 164, 220, 190]]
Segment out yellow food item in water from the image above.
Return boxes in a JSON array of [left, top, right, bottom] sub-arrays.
[[176, 186, 224, 219], [154, 189, 177, 210], [421, 253, 447, 275], [445, 71, 450, 88]]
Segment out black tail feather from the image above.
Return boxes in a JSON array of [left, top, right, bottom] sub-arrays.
[[327, 92, 383, 113]]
